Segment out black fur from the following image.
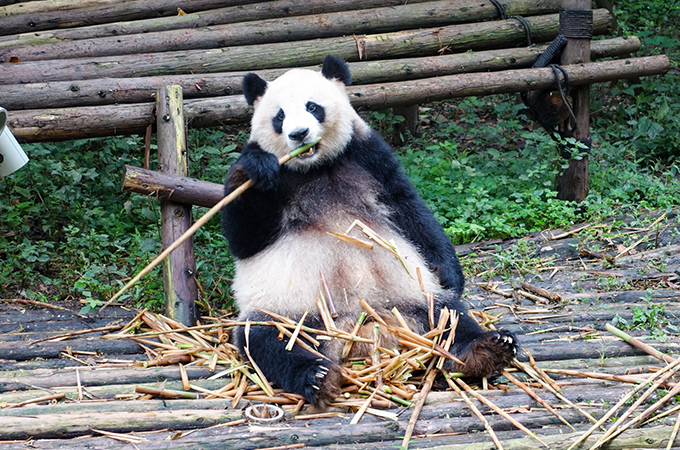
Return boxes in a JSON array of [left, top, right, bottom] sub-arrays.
[[243, 72, 268, 106], [223, 130, 464, 294], [321, 55, 352, 86], [221, 59, 517, 408]]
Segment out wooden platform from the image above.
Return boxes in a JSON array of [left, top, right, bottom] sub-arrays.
[[2, 212, 680, 449]]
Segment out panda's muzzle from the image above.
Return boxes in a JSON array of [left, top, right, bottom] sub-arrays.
[[289, 128, 317, 158]]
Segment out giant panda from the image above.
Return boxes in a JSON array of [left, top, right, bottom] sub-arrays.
[[221, 56, 517, 409]]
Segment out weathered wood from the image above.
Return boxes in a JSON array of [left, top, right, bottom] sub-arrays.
[[0, 36, 639, 110], [556, 0, 592, 202], [0, 0, 266, 35], [0, 10, 615, 84], [0, 1, 565, 62], [10, 55, 666, 142], [0, 365, 215, 392], [0, 408, 244, 440], [122, 165, 224, 209], [0, 0, 119, 16], [0, 378, 231, 404], [157, 86, 197, 327], [0, 336, 142, 361], [0, 0, 437, 49]]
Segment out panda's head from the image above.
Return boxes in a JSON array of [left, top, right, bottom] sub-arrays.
[[243, 56, 363, 171]]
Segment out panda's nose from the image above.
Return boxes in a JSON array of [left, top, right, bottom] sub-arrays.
[[288, 128, 309, 142]]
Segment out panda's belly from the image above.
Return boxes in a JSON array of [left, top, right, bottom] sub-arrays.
[[233, 222, 442, 319]]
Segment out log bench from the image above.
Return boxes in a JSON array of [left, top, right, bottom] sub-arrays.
[[0, 0, 670, 323]]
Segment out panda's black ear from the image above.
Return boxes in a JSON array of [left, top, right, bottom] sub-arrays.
[[243, 73, 268, 106], [321, 55, 352, 86]]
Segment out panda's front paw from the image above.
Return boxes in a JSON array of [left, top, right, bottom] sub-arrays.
[[234, 148, 280, 190], [300, 360, 342, 411], [447, 330, 518, 378]]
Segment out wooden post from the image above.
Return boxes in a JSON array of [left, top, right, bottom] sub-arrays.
[[556, 0, 592, 202], [392, 105, 419, 145], [157, 85, 197, 326]]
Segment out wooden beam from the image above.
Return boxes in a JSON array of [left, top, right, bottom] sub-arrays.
[[556, 0, 592, 202], [9, 55, 668, 142], [1, 10, 615, 84], [0, 37, 639, 111], [157, 85, 197, 326]]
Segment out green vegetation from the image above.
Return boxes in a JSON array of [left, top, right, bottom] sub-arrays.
[[1, 2, 678, 312]]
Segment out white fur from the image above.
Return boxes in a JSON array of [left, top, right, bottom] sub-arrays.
[[250, 69, 369, 171], [233, 215, 442, 319]]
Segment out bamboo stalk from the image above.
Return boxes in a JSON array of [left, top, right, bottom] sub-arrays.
[[100, 138, 320, 311], [502, 370, 574, 431], [401, 365, 437, 450], [447, 378, 504, 450], [605, 323, 677, 364], [455, 378, 548, 447], [667, 411, 680, 450], [566, 357, 680, 450]]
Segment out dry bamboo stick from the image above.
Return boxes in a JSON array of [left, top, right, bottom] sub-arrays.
[[401, 365, 438, 450], [667, 411, 680, 450], [566, 357, 680, 450], [455, 378, 548, 448], [447, 378, 504, 450], [502, 370, 574, 431], [591, 382, 680, 450], [100, 139, 320, 311]]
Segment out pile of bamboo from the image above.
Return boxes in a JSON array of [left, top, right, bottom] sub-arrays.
[[101, 303, 680, 450], [0, 0, 667, 142]]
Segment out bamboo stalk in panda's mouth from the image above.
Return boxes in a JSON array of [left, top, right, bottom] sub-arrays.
[[100, 138, 322, 311]]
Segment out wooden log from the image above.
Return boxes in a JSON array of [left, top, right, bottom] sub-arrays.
[[9, 55, 669, 142], [0, 10, 615, 84], [122, 165, 224, 209], [0, 0, 437, 49], [0, 336, 142, 361], [0, 0, 119, 16], [0, 0, 266, 36], [0, 365, 215, 393], [556, 0, 592, 202], [0, 0, 565, 62], [0, 408, 244, 440], [0, 36, 639, 110], [157, 86, 197, 327]]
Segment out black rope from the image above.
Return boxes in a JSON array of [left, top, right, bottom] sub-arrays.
[[489, 0, 506, 20], [510, 15, 532, 46], [559, 8, 594, 39], [533, 35, 568, 68], [549, 64, 576, 125]]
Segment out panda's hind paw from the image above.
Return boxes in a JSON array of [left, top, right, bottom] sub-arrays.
[[301, 361, 342, 411], [448, 330, 518, 378]]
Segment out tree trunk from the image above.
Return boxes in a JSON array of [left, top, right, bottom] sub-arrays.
[[1, 10, 615, 84], [8, 55, 669, 142], [157, 86, 197, 327], [0, 0, 566, 62], [0, 0, 437, 49], [0, 36, 638, 110], [0, 0, 266, 36], [556, 0, 592, 202]]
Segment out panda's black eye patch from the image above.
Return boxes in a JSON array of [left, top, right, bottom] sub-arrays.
[[306, 101, 325, 123], [272, 108, 285, 134]]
